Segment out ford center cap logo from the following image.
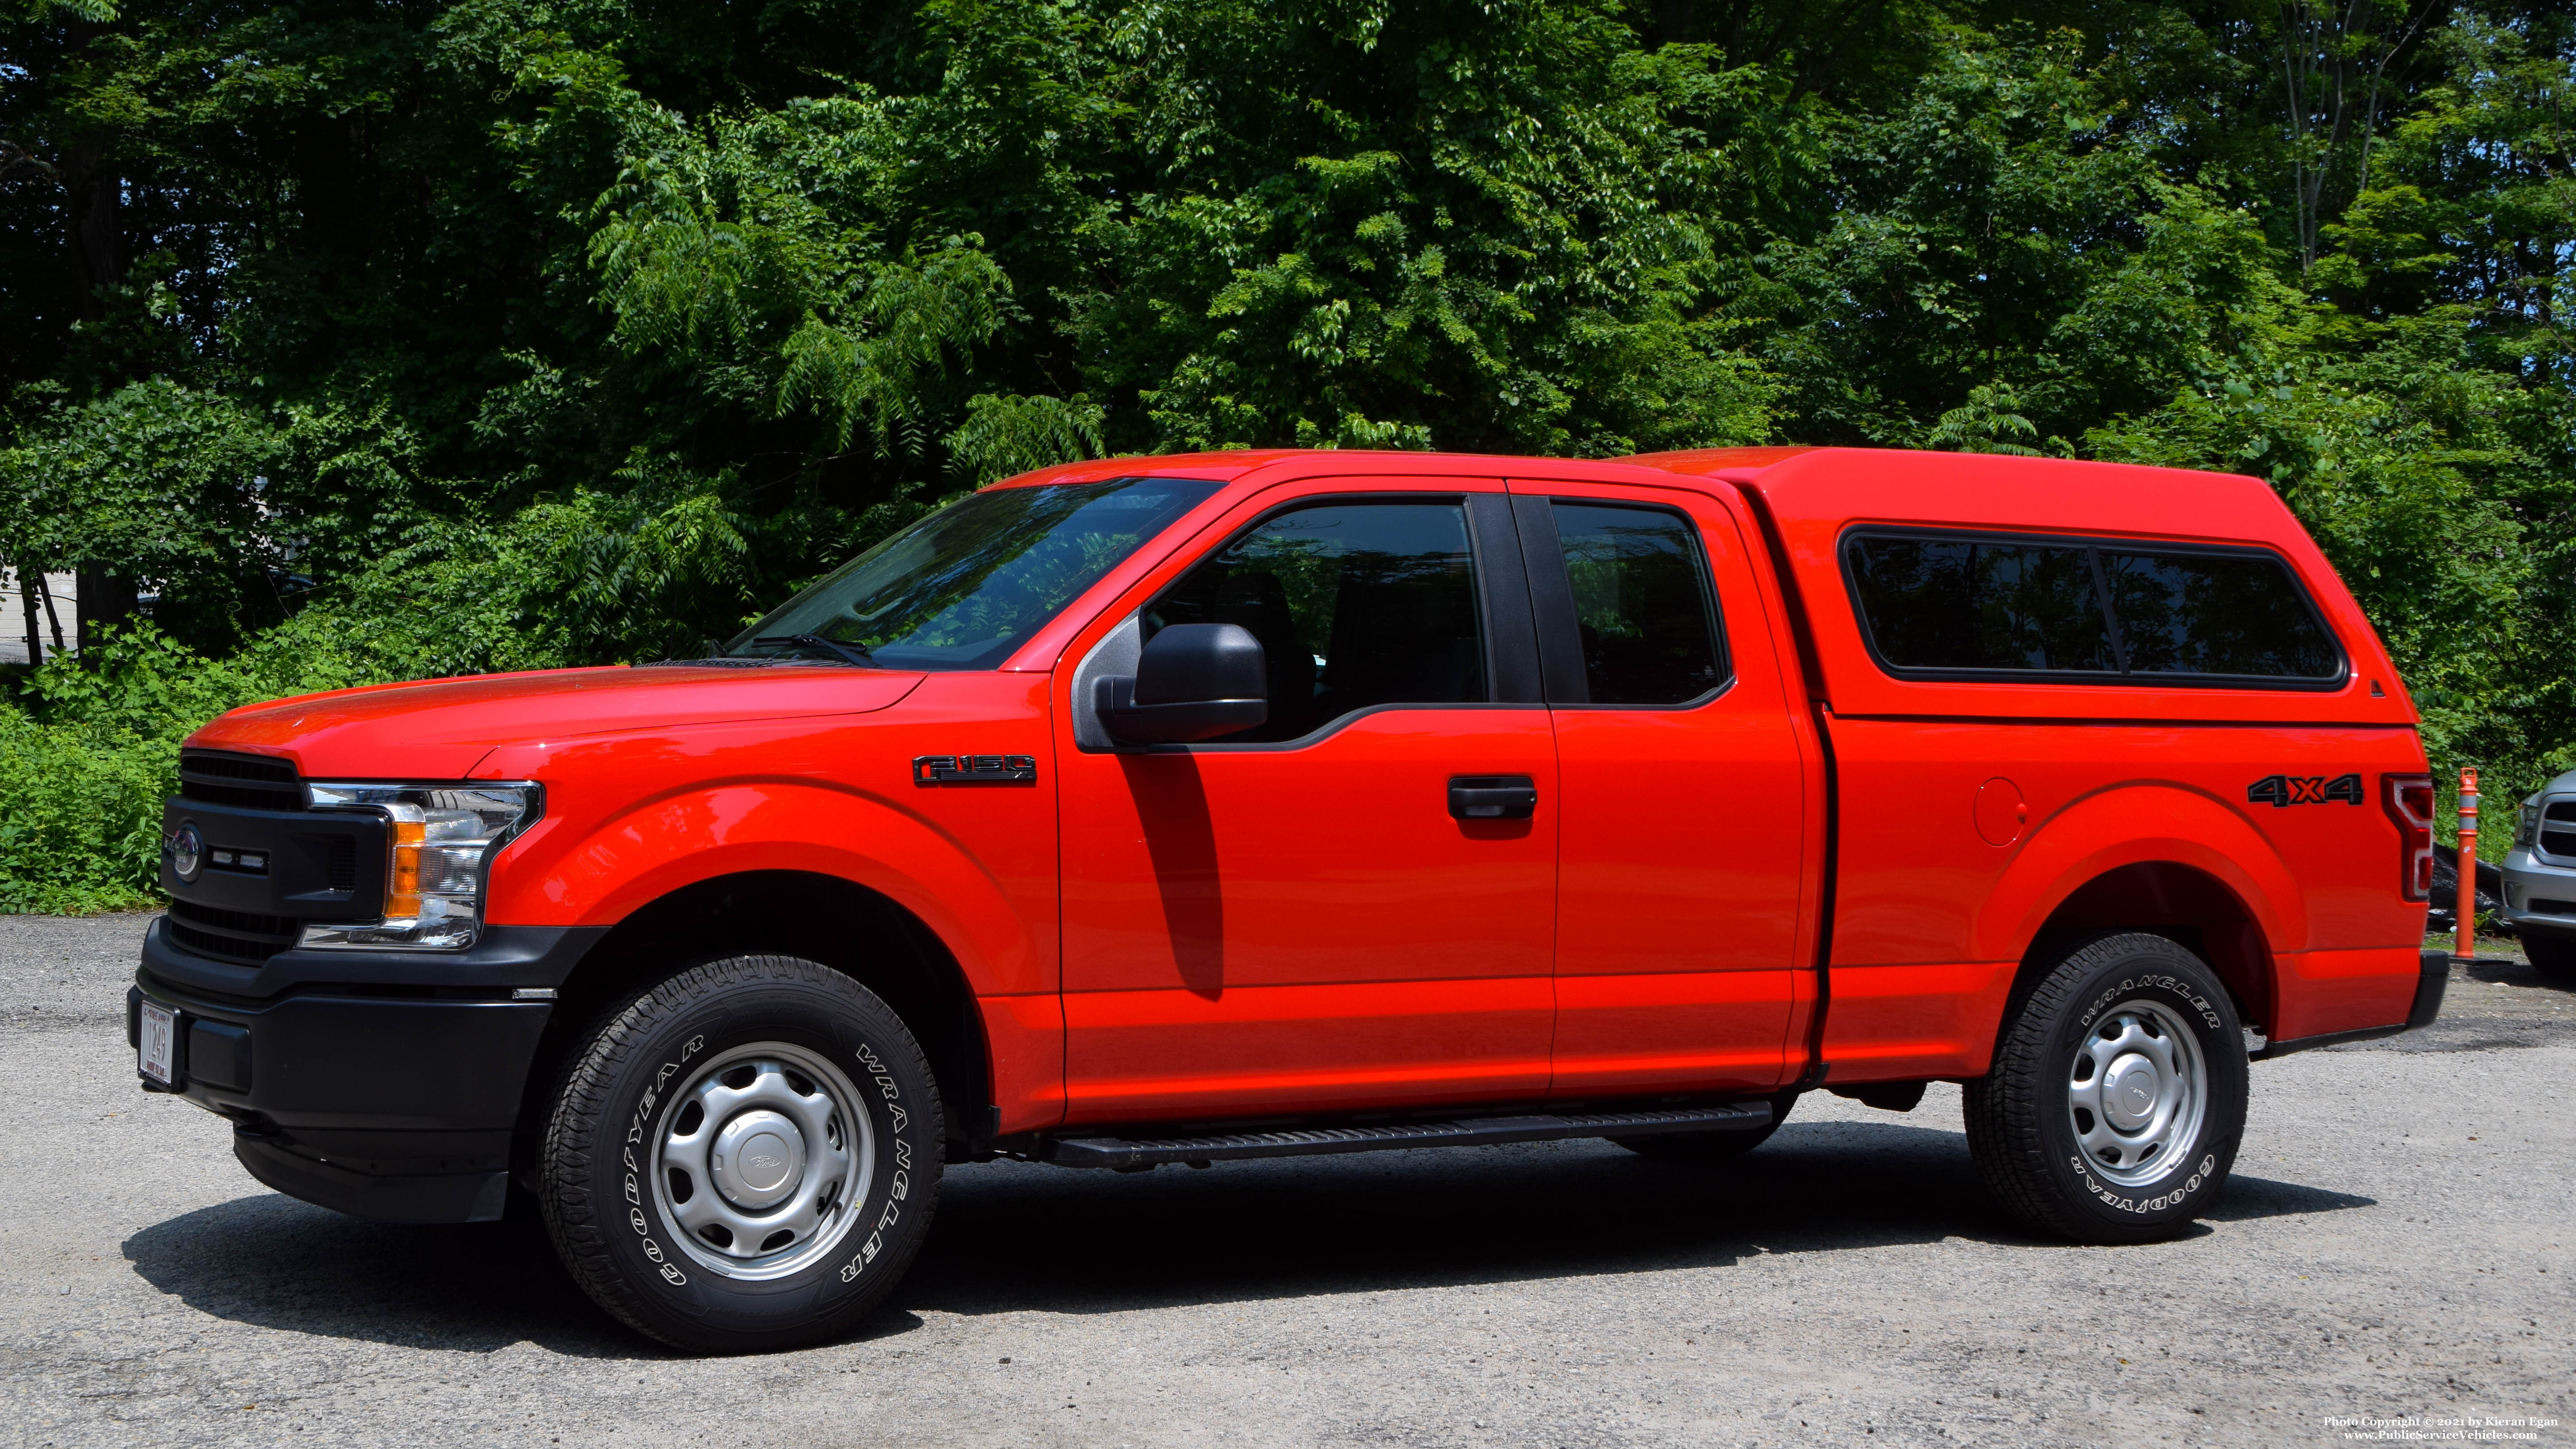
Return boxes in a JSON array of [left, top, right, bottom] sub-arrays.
[[167, 822, 205, 883]]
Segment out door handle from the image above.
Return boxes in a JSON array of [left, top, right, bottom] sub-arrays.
[[1449, 775, 1537, 821]]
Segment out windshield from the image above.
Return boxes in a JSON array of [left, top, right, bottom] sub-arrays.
[[724, 477, 1223, 670]]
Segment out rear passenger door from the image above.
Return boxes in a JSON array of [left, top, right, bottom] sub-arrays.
[[1510, 480, 1809, 1097]]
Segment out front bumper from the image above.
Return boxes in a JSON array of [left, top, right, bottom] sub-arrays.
[[131, 917, 604, 1223], [2499, 846, 2576, 944]]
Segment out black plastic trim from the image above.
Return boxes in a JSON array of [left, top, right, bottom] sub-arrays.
[[232, 1131, 510, 1223], [2407, 948, 2451, 1030], [160, 798, 388, 920], [143, 916, 605, 1000], [1042, 1100, 1773, 1169], [1513, 494, 1590, 704], [1466, 493, 1545, 705], [1836, 524, 2353, 693], [131, 966, 554, 1135]]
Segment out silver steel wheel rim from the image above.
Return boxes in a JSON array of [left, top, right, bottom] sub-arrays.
[[2066, 999, 2207, 1188], [649, 1042, 874, 1280]]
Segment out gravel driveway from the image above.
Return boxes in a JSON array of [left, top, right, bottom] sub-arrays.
[[4, 914, 2570, 1448]]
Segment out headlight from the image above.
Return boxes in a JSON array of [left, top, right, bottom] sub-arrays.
[[2520, 801, 2541, 850], [298, 782, 540, 950]]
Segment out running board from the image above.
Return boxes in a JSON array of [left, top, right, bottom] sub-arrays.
[[1042, 1102, 1772, 1171]]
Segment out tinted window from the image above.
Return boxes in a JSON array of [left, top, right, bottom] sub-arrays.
[[1552, 503, 1727, 705], [728, 477, 1221, 670], [1146, 502, 1484, 741], [1846, 536, 2118, 673], [2099, 551, 2339, 678]]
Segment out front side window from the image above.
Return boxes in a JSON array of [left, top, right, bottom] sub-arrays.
[[1144, 500, 1485, 741], [1552, 502, 1728, 705], [1842, 528, 2343, 685], [727, 477, 1221, 670]]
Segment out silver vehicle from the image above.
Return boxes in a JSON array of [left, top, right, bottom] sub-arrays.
[[2502, 768, 2576, 979]]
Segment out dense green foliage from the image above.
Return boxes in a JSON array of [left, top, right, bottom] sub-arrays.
[[2, 0, 2569, 909]]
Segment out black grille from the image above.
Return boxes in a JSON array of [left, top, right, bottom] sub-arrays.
[[168, 899, 302, 963], [179, 750, 302, 812], [327, 836, 357, 891], [2541, 800, 2576, 860], [2530, 898, 2576, 918]]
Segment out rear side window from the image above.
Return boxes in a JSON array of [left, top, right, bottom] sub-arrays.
[[1844, 537, 2117, 674], [1551, 503, 1728, 705], [2099, 550, 2341, 679], [1843, 529, 2343, 687]]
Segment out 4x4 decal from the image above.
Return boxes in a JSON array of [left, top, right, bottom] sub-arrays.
[[2247, 772, 2364, 808]]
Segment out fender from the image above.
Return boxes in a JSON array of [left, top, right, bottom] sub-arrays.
[[480, 775, 1049, 998], [1979, 783, 2303, 970]]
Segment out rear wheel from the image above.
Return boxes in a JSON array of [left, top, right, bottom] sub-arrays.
[[1964, 933, 2247, 1244], [2525, 931, 2576, 980], [1612, 1092, 1795, 1161], [539, 955, 942, 1353]]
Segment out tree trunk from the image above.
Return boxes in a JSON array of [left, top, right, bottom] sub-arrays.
[[75, 568, 138, 655], [58, 132, 121, 317], [39, 573, 65, 653], [1650, 0, 1697, 46], [16, 567, 42, 667]]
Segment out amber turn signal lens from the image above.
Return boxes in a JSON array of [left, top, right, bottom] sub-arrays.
[[387, 815, 427, 920]]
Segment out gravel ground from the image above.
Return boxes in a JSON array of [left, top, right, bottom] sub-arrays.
[[3, 915, 2570, 1449]]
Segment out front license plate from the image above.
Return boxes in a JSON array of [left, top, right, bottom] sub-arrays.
[[138, 1000, 176, 1085]]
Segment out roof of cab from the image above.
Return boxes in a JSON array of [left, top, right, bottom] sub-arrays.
[[1000, 443, 2304, 553], [998, 444, 2297, 546]]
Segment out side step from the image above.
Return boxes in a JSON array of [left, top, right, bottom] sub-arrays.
[[1042, 1102, 1772, 1171]]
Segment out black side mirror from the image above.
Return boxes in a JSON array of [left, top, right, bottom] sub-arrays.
[[1097, 623, 1268, 744]]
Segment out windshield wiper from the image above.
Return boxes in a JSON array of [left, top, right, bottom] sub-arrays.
[[750, 633, 878, 668]]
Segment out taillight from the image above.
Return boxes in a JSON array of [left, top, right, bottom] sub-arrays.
[[2383, 773, 2435, 901]]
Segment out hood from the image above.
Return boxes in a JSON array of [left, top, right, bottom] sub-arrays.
[[187, 664, 927, 779]]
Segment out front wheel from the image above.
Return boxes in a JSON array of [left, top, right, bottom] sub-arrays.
[[1964, 933, 2248, 1244], [539, 955, 943, 1353]]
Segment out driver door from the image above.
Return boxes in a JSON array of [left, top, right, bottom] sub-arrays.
[[1053, 479, 1558, 1124]]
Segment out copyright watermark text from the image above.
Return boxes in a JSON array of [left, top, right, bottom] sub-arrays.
[[2324, 1415, 2560, 1442]]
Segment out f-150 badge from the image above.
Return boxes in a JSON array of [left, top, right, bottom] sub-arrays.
[[913, 754, 1038, 785], [2246, 772, 2363, 807]]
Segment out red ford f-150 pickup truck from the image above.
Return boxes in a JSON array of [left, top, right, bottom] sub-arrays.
[[130, 446, 2444, 1352]]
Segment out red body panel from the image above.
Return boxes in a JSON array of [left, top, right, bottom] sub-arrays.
[[1048, 475, 1557, 1121], [181, 445, 2431, 1131], [1511, 475, 1807, 1097], [1630, 446, 2429, 1074]]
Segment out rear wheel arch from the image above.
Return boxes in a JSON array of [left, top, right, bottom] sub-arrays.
[[1979, 786, 2303, 1043], [2003, 862, 2277, 1042], [515, 870, 991, 1173]]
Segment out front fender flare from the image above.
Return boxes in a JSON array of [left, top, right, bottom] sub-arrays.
[[486, 779, 1046, 996]]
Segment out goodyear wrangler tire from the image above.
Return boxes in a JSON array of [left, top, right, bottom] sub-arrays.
[[1964, 933, 2247, 1245], [538, 955, 942, 1353]]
